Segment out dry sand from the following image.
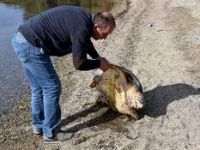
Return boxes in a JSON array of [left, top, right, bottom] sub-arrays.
[[1, 0, 200, 149]]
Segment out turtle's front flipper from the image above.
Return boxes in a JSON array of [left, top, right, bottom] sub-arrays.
[[129, 109, 140, 120], [90, 75, 101, 88], [123, 109, 140, 120]]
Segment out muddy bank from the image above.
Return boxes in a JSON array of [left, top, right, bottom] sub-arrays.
[[1, 0, 200, 149]]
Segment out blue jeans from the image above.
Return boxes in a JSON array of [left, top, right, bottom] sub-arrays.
[[11, 32, 61, 138]]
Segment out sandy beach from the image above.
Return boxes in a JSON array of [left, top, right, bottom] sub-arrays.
[[1, 0, 200, 149]]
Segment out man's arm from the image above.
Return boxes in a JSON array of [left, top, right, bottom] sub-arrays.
[[97, 57, 111, 72], [73, 56, 101, 70], [71, 29, 111, 71], [72, 37, 101, 70], [86, 40, 100, 59]]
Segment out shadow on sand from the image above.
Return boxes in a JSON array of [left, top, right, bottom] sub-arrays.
[[61, 83, 200, 133], [140, 83, 200, 117], [60, 101, 120, 133]]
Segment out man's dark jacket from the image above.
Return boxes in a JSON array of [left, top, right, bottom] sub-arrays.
[[18, 6, 100, 70]]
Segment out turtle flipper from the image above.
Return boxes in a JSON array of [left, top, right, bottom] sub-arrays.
[[90, 75, 101, 88]]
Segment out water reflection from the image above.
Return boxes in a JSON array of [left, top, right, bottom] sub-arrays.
[[0, 3, 26, 116], [0, 0, 114, 116], [1, 0, 114, 19]]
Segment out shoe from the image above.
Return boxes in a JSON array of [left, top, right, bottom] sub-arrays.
[[33, 127, 43, 136], [43, 130, 74, 143]]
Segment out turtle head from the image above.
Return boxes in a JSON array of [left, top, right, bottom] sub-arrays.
[[115, 81, 144, 110], [114, 68, 145, 110], [126, 85, 144, 109]]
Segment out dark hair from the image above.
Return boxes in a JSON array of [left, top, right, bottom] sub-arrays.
[[92, 12, 116, 28]]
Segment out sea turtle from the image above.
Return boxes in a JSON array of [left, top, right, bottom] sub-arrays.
[[90, 65, 144, 120]]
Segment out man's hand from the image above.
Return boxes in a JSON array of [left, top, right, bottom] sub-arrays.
[[98, 57, 111, 72]]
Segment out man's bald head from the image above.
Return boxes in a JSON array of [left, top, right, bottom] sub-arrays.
[[92, 12, 116, 28]]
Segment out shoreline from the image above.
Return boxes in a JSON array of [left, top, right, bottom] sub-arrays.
[[0, 0, 129, 149], [0, 0, 122, 120], [0, 0, 125, 120]]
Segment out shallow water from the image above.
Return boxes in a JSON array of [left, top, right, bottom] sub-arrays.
[[0, 0, 114, 116]]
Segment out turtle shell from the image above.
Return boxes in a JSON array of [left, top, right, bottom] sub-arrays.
[[90, 65, 144, 118]]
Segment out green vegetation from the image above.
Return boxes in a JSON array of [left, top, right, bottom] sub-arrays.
[[1, 0, 114, 18]]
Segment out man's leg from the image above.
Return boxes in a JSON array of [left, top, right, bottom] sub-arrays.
[[24, 68, 44, 134], [12, 32, 61, 138], [12, 32, 73, 142], [11, 32, 44, 134], [25, 47, 62, 138]]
